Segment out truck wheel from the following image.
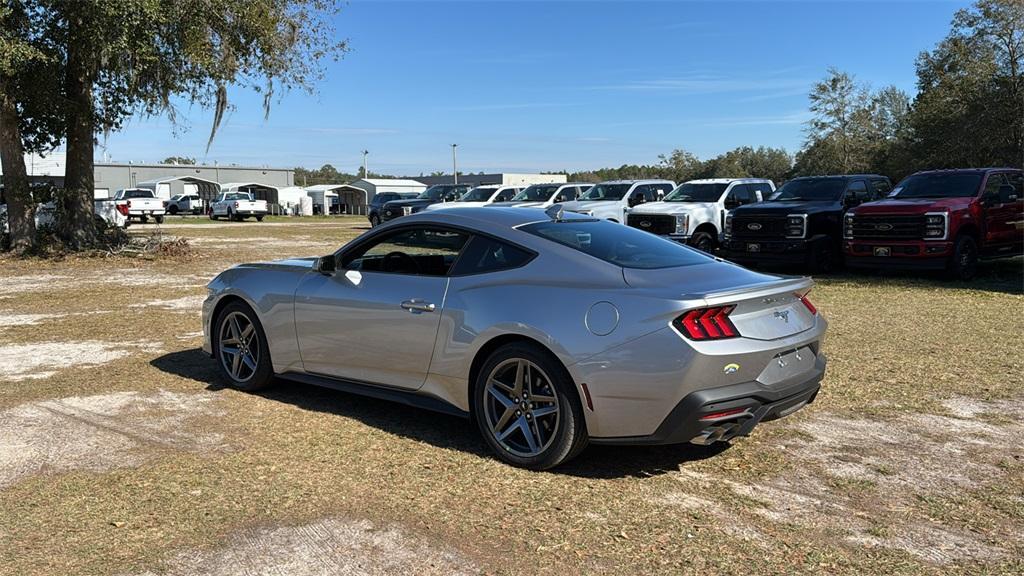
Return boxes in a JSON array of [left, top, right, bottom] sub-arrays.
[[689, 231, 716, 253], [808, 243, 837, 273], [370, 214, 380, 227], [947, 235, 978, 280], [154, 215, 164, 224], [210, 213, 218, 220], [140, 215, 149, 224], [255, 215, 264, 222], [168, 205, 179, 215]]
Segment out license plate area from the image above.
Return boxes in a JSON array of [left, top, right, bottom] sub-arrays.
[[873, 246, 891, 257], [747, 243, 761, 252], [756, 346, 816, 387]]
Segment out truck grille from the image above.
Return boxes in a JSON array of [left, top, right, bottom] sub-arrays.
[[730, 215, 787, 238], [627, 213, 676, 235], [848, 215, 924, 240]]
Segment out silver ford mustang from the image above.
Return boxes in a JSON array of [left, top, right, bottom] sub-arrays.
[[203, 207, 827, 469]]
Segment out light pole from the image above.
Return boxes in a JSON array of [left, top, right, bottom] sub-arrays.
[[451, 144, 458, 185], [361, 150, 369, 179]]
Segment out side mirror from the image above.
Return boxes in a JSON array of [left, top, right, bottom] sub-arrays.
[[724, 199, 739, 209], [627, 193, 644, 208], [999, 185, 1018, 204], [843, 195, 860, 208], [315, 254, 337, 275]]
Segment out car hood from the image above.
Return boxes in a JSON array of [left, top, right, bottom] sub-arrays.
[[427, 201, 488, 210], [631, 201, 717, 215], [383, 199, 433, 209], [238, 257, 318, 271], [489, 200, 544, 208], [560, 199, 616, 210], [853, 197, 972, 215], [731, 200, 839, 216]]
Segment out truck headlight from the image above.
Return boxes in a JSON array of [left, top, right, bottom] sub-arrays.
[[924, 212, 947, 240], [785, 214, 807, 238], [724, 214, 733, 237], [674, 214, 689, 234], [844, 214, 854, 239]]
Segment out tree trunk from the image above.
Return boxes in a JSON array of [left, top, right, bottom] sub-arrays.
[[61, 29, 98, 249], [0, 77, 35, 253]]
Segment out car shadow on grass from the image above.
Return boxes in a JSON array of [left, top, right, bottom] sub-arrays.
[[152, 348, 731, 479]]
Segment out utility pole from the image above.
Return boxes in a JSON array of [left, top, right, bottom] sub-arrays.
[[361, 150, 369, 179], [451, 144, 458, 185]]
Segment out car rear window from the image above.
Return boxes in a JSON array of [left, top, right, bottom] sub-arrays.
[[521, 219, 711, 269]]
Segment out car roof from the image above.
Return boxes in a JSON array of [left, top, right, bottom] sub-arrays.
[[382, 206, 590, 230], [790, 174, 887, 180], [910, 168, 1021, 176], [684, 178, 771, 184], [598, 179, 674, 184]]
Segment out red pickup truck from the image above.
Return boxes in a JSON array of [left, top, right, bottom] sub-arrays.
[[844, 168, 1023, 280]]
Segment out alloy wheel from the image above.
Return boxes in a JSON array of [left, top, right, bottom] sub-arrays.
[[483, 358, 560, 457], [219, 311, 260, 383]]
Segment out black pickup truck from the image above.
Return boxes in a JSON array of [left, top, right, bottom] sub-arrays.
[[721, 174, 891, 271], [379, 184, 471, 223]]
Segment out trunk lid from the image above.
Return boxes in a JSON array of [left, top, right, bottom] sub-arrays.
[[623, 261, 816, 341]]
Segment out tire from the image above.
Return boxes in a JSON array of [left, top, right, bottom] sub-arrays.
[[689, 230, 716, 253], [473, 343, 587, 470], [808, 242, 836, 274], [140, 215, 149, 224], [213, 301, 274, 391], [168, 205, 179, 215], [154, 215, 164, 224], [947, 235, 979, 280], [227, 210, 236, 222], [370, 214, 380, 227], [255, 215, 264, 222], [210, 213, 218, 220]]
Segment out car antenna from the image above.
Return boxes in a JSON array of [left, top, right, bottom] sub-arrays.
[[545, 204, 565, 221]]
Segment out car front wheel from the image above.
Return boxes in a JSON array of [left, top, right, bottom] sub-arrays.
[[370, 214, 380, 227], [947, 235, 978, 280], [689, 230, 716, 253], [214, 301, 274, 391], [474, 343, 587, 470]]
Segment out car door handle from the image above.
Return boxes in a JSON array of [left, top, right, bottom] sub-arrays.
[[401, 300, 436, 313]]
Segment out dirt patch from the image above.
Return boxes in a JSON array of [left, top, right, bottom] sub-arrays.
[[0, 312, 65, 327], [0, 274, 72, 295], [0, 340, 164, 381], [0, 390, 226, 488], [131, 295, 207, 312], [130, 518, 477, 576], [668, 397, 1024, 565]]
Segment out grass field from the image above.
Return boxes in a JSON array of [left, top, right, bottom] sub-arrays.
[[0, 216, 1021, 576]]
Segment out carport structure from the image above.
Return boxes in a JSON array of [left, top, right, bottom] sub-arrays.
[[305, 184, 368, 215], [136, 175, 220, 202], [221, 182, 289, 214]]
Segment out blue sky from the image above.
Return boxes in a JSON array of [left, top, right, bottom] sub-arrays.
[[100, 0, 968, 176]]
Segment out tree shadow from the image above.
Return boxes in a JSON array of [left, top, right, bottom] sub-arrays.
[[151, 348, 732, 479]]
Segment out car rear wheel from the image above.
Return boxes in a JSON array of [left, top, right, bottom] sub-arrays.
[[154, 215, 164, 224], [370, 214, 380, 227], [255, 215, 264, 222], [947, 235, 978, 280], [474, 343, 587, 470], [214, 301, 274, 391]]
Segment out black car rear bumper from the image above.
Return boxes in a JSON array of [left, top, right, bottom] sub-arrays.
[[591, 355, 826, 446]]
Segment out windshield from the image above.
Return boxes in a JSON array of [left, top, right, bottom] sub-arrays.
[[579, 183, 631, 201], [770, 179, 846, 202], [418, 186, 447, 200], [123, 190, 154, 199], [459, 187, 498, 202], [892, 173, 983, 199], [665, 183, 728, 202], [522, 219, 711, 269], [513, 185, 560, 202]]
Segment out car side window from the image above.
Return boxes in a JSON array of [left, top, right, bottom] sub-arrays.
[[845, 180, 868, 202], [554, 187, 575, 203], [342, 227, 470, 276], [643, 185, 660, 202], [746, 182, 770, 201], [1006, 173, 1023, 199], [450, 235, 534, 275], [496, 189, 516, 202], [871, 179, 891, 199]]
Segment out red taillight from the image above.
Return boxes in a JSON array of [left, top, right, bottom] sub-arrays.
[[674, 305, 738, 340], [797, 292, 817, 315], [699, 408, 748, 421], [116, 204, 129, 216]]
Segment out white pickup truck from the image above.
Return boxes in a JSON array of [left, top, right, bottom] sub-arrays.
[[626, 178, 774, 252], [1, 199, 128, 233], [113, 188, 166, 223], [559, 179, 676, 222], [210, 192, 268, 221]]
